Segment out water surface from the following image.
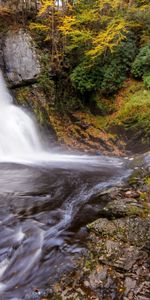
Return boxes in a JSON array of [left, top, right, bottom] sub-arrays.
[[0, 155, 131, 299]]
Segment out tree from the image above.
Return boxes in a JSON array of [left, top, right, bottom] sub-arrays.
[[30, 0, 69, 70], [59, 0, 150, 60], [30, 0, 150, 97]]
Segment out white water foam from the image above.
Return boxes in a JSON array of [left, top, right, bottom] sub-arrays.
[[0, 71, 42, 160], [15, 228, 25, 243], [0, 259, 9, 277]]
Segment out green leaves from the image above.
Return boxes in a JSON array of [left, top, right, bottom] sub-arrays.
[[132, 44, 150, 78], [71, 35, 137, 95]]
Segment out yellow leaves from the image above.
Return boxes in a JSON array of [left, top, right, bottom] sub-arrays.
[[77, 9, 99, 24], [58, 0, 134, 59], [98, 0, 124, 11], [29, 22, 49, 32], [139, 5, 150, 11], [65, 29, 93, 51], [86, 18, 128, 58], [128, 4, 150, 14], [38, 0, 55, 16], [30, 0, 150, 61], [70, 29, 93, 43], [59, 16, 77, 35]]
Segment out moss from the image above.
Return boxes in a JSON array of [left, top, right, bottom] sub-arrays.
[[127, 205, 145, 217], [145, 177, 150, 187], [15, 85, 52, 127], [107, 80, 150, 136], [85, 259, 92, 270]]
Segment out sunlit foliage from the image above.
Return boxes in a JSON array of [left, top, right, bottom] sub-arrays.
[[30, 0, 150, 97]]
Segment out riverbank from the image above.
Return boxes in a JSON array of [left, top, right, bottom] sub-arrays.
[[14, 79, 150, 156], [41, 154, 150, 300]]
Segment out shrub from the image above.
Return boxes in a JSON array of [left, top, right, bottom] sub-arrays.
[[143, 74, 150, 89], [101, 63, 126, 94], [131, 44, 150, 78], [70, 34, 137, 95], [70, 62, 103, 94], [101, 35, 137, 94]]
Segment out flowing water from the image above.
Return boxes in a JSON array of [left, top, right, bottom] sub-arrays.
[[0, 71, 132, 299]]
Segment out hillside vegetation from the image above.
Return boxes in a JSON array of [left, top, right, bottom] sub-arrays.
[[28, 0, 150, 150], [1, 0, 149, 152]]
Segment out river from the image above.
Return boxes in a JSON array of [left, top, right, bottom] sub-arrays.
[[0, 71, 132, 299]]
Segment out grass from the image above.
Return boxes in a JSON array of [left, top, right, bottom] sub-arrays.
[[107, 80, 150, 135], [116, 90, 150, 131]]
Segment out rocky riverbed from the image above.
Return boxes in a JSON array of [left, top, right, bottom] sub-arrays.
[[41, 156, 150, 300]]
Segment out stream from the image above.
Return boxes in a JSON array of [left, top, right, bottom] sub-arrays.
[[0, 71, 132, 299], [0, 155, 132, 300]]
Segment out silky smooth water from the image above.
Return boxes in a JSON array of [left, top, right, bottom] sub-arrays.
[[0, 71, 43, 160], [0, 71, 132, 299]]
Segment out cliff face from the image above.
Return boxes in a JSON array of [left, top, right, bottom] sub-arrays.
[[0, 0, 41, 86], [3, 29, 40, 86], [0, 0, 40, 12]]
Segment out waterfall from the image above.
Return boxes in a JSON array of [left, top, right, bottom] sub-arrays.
[[0, 71, 43, 160], [0, 70, 127, 168]]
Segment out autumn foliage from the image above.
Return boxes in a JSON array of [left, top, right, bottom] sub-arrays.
[[30, 0, 150, 99]]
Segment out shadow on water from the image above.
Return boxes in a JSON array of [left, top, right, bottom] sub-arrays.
[[1, 68, 149, 299], [0, 156, 132, 299]]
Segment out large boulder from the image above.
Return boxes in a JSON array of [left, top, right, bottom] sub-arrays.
[[3, 29, 40, 86], [0, 0, 40, 12]]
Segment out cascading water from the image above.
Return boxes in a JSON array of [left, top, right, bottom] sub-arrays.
[[0, 70, 124, 166], [0, 70, 133, 299], [0, 71, 42, 160], [0, 71, 127, 168]]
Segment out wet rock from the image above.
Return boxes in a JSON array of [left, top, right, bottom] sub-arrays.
[[100, 198, 148, 218], [124, 277, 136, 295], [89, 265, 108, 288], [87, 218, 116, 235], [45, 166, 150, 300], [89, 217, 150, 247], [125, 190, 140, 198], [99, 243, 142, 271], [3, 29, 40, 86]]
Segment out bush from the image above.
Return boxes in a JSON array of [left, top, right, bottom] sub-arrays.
[[131, 44, 150, 78], [70, 33, 137, 95], [101, 63, 126, 94], [143, 74, 150, 89], [101, 35, 137, 94], [70, 62, 103, 94]]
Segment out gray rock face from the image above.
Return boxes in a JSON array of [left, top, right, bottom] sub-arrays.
[[0, 34, 4, 71], [0, 0, 40, 12], [3, 29, 40, 85]]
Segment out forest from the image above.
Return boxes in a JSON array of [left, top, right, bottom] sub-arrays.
[[0, 1, 149, 300], [24, 0, 150, 151]]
